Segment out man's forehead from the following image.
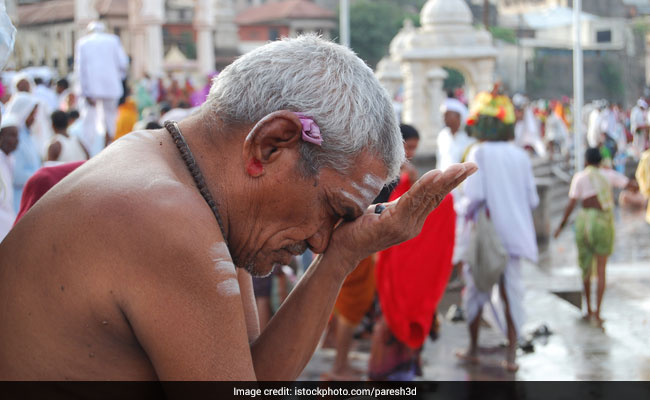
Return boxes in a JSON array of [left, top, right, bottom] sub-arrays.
[[335, 167, 387, 215]]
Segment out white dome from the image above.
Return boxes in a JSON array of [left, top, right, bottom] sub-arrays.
[[389, 19, 415, 57], [421, 0, 473, 28]]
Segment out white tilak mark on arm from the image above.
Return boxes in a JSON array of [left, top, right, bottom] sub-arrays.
[[216, 278, 241, 297], [209, 242, 240, 296], [213, 260, 236, 274]]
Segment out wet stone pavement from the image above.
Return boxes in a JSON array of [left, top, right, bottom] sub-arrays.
[[299, 207, 650, 381]]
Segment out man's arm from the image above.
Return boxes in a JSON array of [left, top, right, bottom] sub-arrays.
[[109, 190, 257, 380], [250, 163, 476, 380], [47, 141, 61, 162]]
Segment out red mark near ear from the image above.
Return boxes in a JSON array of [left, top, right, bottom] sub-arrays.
[[246, 158, 264, 176]]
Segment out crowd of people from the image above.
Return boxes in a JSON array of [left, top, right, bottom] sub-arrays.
[[1, 10, 650, 384], [285, 85, 650, 379], [0, 22, 218, 241]]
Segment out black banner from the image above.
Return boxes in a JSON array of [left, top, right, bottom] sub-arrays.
[[1, 381, 649, 400]]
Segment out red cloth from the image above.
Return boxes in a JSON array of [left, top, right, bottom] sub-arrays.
[[375, 173, 456, 349], [14, 161, 85, 224]]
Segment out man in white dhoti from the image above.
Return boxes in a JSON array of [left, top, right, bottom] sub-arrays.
[[437, 97, 475, 302], [74, 21, 128, 156], [587, 101, 606, 149], [458, 93, 539, 372], [513, 95, 545, 157], [436, 98, 474, 171]]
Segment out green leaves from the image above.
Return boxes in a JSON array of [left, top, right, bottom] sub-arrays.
[[334, 0, 423, 69]]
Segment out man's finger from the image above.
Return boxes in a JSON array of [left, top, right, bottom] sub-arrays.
[[397, 163, 477, 223]]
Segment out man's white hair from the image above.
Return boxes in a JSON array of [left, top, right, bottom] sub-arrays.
[[204, 35, 405, 182]]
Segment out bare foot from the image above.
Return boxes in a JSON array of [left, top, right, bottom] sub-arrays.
[[455, 350, 480, 365], [501, 360, 519, 372], [592, 316, 605, 328]]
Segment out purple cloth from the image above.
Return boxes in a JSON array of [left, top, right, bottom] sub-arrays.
[[189, 72, 219, 107], [295, 112, 322, 146]]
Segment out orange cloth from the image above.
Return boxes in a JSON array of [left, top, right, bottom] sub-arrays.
[[375, 173, 456, 349], [114, 98, 138, 141], [334, 255, 376, 325]]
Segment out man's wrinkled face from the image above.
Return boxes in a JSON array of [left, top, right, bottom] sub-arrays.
[[237, 152, 387, 277]]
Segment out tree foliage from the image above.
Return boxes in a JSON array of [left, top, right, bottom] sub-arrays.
[[443, 67, 465, 92], [489, 26, 517, 44], [333, 0, 424, 69]]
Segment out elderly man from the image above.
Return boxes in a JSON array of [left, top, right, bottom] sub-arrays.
[[0, 36, 475, 381]]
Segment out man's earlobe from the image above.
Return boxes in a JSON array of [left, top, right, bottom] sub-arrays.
[[246, 158, 264, 177]]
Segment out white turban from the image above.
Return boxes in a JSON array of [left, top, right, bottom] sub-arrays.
[[0, 113, 19, 129], [637, 98, 648, 110], [5, 92, 39, 126], [11, 71, 34, 93], [440, 97, 468, 122], [87, 21, 106, 34]]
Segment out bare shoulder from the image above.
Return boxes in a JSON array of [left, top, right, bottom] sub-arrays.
[[81, 132, 216, 234], [51, 134, 256, 379]]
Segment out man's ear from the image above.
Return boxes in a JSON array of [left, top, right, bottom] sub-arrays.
[[242, 110, 303, 175]]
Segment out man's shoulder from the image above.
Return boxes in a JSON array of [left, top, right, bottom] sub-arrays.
[[56, 157, 222, 254]]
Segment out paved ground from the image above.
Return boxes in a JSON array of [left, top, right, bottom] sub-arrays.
[[298, 207, 650, 381]]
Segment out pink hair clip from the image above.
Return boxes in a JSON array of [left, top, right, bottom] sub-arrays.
[[295, 112, 323, 146]]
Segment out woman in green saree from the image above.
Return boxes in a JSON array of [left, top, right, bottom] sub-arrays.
[[555, 148, 637, 326]]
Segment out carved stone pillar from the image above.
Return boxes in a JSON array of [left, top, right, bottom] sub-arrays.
[[401, 61, 427, 137], [425, 66, 448, 154], [475, 58, 495, 93], [194, 0, 215, 75], [214, 0, 239, 52], [128, 0, 146, 78], [74, 0, 99, 37], [139, 0, 164, 78]]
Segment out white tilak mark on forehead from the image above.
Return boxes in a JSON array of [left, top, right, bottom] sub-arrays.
[[341, 190, 366, 211], [351, 182, 375, 204], [216, 278, 241, 297], [363, 174, 384, 191]]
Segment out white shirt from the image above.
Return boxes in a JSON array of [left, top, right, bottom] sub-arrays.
[[436, 127, 475, 171], [49, 133, 88, 163], [514, 107, 546, 156], [33, 84, 59, 112], [587, 109, 603, 148], [75, 32, 128, 99], [463, 142, 539, 263], [0, 151, 15, 241], [630, 105, 646, 134]]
